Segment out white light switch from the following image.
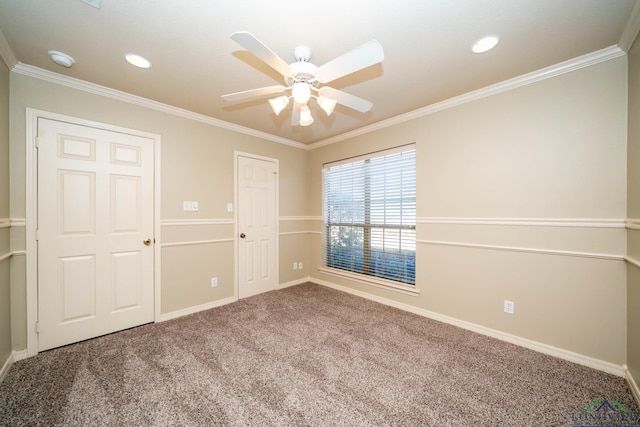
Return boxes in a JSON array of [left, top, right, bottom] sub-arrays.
[[183, 201, 199, 211], [227, 203, 233, 212]]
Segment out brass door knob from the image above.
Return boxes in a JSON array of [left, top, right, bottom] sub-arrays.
[[143, 238, 152, 246], [240, 233, 246, 239]]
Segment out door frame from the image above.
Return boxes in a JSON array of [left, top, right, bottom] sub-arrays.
[[233, 151, 279, 300], [25, 108, 162, 357]]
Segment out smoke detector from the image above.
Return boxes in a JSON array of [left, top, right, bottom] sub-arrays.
[[48, 50, 75, 68], [81, 0, 101, 8]]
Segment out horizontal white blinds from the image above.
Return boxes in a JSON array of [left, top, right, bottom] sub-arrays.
[[322, 145, 416, 285]]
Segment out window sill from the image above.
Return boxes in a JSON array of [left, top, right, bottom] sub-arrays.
[[317, 267, 420, 296]]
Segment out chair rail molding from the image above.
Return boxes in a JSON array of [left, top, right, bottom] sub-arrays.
[[417, 217, 625, 228], [161, 218, 234, 226], [418, 239, 624, 261]]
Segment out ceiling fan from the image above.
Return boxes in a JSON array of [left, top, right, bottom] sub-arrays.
[[221, 32, 384, 126]]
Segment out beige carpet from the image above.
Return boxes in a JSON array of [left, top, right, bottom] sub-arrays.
[[0, 282, 638, 426]]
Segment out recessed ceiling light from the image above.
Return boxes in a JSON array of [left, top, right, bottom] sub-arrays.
[[472, 35, 500, 53], [48, 50, 75, 68], [124, 53, 151, 69]]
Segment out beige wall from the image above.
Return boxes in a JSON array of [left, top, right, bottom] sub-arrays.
[[9, 73, 310, 348], [309, 57, 628, 365], [627, 34, 640, 388], [0, 57, 11, 365]]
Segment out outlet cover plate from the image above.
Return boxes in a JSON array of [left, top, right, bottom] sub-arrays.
[[504, 300, 514, 314]]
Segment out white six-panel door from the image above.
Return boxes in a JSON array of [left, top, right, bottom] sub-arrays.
[[237, 155, 277, 299], [37, 118, 155, 351]]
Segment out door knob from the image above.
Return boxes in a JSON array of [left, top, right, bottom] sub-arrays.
[[143, 238, 152, 246], [240, 233, 246, 239]]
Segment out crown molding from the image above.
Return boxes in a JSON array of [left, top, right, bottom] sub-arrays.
[[309, 45, 625, 150], [618, 0, 640, 52], [0, 28, 17, 69], [11, 63, 307, 150]]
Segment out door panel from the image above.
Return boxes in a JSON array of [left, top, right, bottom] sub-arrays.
[[110, 251, 142, 312], [59, 255, 96, 322], [238, 155, 277, 299], [38, 118, 155, 351]]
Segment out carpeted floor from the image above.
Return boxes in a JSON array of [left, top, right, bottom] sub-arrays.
[[0, 282, 638, 426]]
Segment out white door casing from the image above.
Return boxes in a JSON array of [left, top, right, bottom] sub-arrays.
[[236, 154, 278, 299], [36, 116, 157, 351]]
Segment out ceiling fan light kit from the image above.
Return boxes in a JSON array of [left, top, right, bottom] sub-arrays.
[[291, 81, 311, 104], [268, 95, 290, 115], [222, 31, 384, 127], [317, 95, 337, 116], [299, 105, 314, 126]]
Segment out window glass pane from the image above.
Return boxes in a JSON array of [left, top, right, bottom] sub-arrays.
[[323, 145, 416, 285]]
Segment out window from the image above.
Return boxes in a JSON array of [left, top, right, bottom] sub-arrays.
[[322, 145, 416, 285]]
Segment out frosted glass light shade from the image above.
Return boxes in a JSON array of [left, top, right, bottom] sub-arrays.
[[268, 96, 289, 115], [317, 96, 337, 116], [292, 82, 311, 104], [299, 105, 314, 126]]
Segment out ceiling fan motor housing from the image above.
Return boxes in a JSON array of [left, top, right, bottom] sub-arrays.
[[287, 60, 318, 87]]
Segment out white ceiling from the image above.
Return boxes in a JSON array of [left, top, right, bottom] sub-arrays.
[[0, 0, 638, 145]]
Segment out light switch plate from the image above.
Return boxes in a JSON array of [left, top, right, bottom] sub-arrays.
[[183, 201, 199, 211]]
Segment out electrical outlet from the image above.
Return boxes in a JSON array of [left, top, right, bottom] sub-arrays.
[[293, 262, 298, 270], [210, 277, 218, 288], [503, 300, 514, 314], [298, 262, 303, 270]]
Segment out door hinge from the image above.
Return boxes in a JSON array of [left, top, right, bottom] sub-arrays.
[[34, 137, 40, 149], [35, 229, 39, 241], [35, 321, 40, 334]]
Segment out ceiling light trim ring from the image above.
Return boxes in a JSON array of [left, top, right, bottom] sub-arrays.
[[124, 53, 152, 68], [472, 35, 501, 53]]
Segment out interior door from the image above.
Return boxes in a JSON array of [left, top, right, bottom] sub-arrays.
[[237, 155, 278, 299], [37, 118, 155, 351]]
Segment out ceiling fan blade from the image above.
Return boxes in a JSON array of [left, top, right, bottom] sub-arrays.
[[230, 31, 294, 78], [315, 40, 384, 84], [319, 87, 373, 113], [291, 102, 302, 126], [221, 85, 287, 102]]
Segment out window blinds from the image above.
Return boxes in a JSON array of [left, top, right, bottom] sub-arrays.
[[322, 145, 416, 285]]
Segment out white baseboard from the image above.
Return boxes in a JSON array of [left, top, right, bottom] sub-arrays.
[[276, 277, 310, 290], [160, 280, 310, 323], [0, 351, 12, 385], [159, 296, 237, 322], [13, 349, 28, 361], [625, 365, 640, 406], [311, 276, 625, 377]]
